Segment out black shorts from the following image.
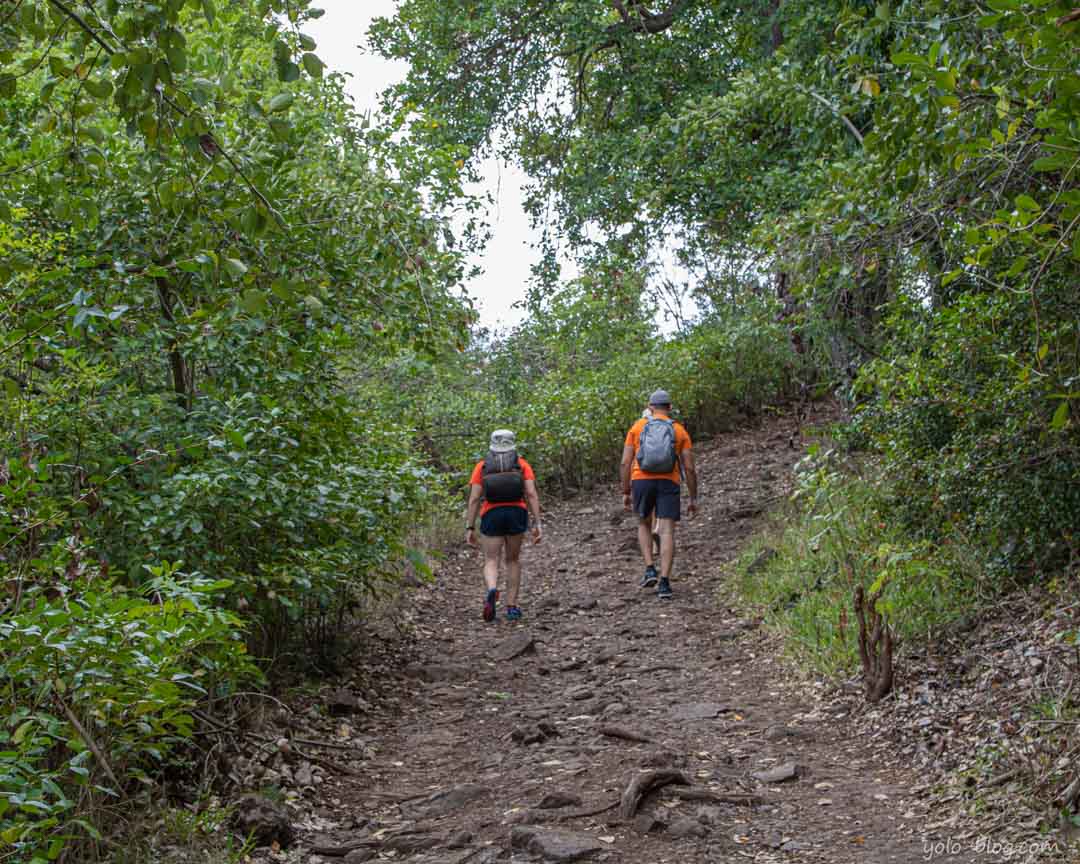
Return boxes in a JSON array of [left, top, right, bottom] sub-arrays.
[[632, 479, 681, 522], [480, 506, 529, 536]]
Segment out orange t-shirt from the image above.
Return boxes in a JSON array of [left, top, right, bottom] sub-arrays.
[[470, 457, 535, 515], [625, 414, 691, 484]]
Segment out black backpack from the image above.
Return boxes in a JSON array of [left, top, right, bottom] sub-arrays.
[[482, 450, 525, 503]]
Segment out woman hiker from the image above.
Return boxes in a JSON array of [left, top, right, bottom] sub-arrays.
[[465, 429, 543, 622]]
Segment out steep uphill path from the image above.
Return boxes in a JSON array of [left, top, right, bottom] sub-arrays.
[[274, 412, 1000, 864]]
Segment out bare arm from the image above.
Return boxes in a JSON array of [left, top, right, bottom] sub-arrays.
[[465, 483, 483, 545], [620, 444, 635, 510], [524, 478, 543, 542], [620, 444, 634, 493], [680, 449, 698, 515]]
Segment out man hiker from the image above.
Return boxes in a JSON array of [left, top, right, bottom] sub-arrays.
[[621, 390, 698, 599], [465, 429, 542, 622]]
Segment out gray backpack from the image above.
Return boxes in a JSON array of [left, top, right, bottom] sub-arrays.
[[636, 417, 677, 473]]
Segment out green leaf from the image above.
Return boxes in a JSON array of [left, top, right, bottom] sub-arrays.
[[1031, 156, 1068, 172], [302, 53, 324, 78], [202, 0, 216, 24], [241, 289, 268, 315], [84, 78, 113, 99], [267, 92, 294, 113], [268, 117, 292, 142], [299, 34, 317, 51], [1004, 254, 1030, 278], [48, 56, 71, 78], [1051, 400, 1069, 430], [242, 207, 267, 236], [891, 51, 926, 67], [276, 61, 301, 83], [222, 257, 248, 278], [1014, 194, 1039, 211], [934, 69, 956, 91], [12, 719, 34, 744], [270, 277, 293, 300]]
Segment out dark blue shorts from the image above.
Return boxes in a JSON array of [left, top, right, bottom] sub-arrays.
[[632, 479, 681, 522], [480, 506, 528, 536]]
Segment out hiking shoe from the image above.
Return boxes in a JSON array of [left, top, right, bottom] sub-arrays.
[[482, 588, 499, 622], [506, 606, 522, 622], [656, 578, 673, 599], [640, 565, 658, 589]]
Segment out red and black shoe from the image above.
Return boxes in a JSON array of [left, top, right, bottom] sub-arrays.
[[482, 588, 499, 622]]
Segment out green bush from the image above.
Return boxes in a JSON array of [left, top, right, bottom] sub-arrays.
[[377, 294, 798, 493], [0, 561, 252, 863], [853, 289, 1080, 582], [737, 449, 985, 675]]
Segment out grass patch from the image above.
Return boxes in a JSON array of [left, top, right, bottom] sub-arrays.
[[114, 799, 256, 864], [734, 448, 990, 677]]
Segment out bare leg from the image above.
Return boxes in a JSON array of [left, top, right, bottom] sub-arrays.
[[637, 517, 655, 567], [656, 517, 676, 580], [504, 533, 525, 606], [479, 533, 503, 592]]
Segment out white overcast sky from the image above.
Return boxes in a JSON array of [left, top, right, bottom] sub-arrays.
[[305, 0, 534, 331]]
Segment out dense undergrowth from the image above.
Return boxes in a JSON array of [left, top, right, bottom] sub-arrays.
[[736, 449, 990, 675]]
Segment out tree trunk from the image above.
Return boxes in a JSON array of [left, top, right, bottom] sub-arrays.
[[155, 276, 194, 411]]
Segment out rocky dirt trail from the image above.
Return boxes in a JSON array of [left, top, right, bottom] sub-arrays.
[[246, 412, 1035, 864]]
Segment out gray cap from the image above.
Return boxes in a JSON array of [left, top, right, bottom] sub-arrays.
[[648, 389, 671, 406], [489, 429, 516, 453]]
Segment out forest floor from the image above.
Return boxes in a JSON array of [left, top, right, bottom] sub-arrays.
[[237, 410, 1073, 864]]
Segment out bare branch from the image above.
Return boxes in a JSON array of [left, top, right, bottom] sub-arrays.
[[802, 88, 864, 146], [47, 0, 117, 55]]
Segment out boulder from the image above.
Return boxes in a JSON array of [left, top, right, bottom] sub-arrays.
[[510, 826, 604, 862], [751, 762, 804, 784], [537, 791, 583, 809], [232, 794, 294, 848], [494, 632, 537, 661], [402, 784, 490, 819]]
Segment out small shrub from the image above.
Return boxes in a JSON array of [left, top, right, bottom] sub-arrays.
[[736, 450, 985, 677], [0, 560, 252, 863]]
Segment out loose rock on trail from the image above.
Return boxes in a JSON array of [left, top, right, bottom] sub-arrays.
[[251, 412, 1038, 863]]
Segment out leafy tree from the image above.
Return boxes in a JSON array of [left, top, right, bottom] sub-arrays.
[[1, 2, 475, 857]]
